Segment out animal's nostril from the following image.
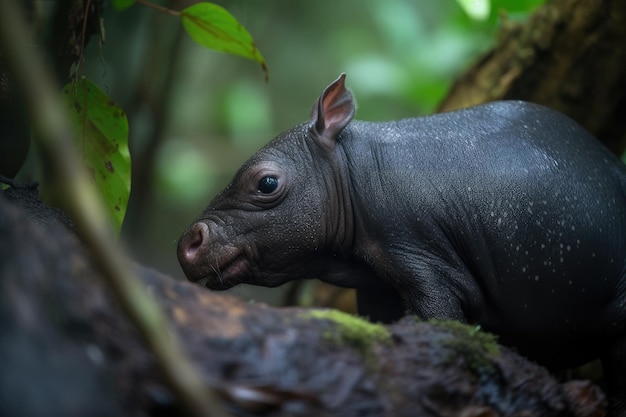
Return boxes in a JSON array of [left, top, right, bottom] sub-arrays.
[[180, 222, 209, 261]]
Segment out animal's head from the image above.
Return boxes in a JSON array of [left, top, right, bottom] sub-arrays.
[[177, 74, 357, 289]]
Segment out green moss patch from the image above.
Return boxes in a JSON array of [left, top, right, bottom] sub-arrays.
[[428, 319, 500, 374], [301, 309, 391, 361]]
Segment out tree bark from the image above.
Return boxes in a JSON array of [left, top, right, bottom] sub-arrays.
[[439, 0, 626, 155]]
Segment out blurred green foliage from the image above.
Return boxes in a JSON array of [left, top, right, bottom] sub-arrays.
[[79, 0, 544, 285]]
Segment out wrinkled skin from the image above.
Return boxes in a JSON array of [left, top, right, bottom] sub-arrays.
[[179, 74, 626, 415]]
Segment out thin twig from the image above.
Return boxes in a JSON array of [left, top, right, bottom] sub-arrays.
[[78, 0, 92, 78], [135, 0, 182, 16]]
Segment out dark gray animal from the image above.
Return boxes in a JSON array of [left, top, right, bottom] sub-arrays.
[[178, 74, 626, 415]]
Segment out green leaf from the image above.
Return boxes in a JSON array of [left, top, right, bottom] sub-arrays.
[[456, 0, 491, 21], [112, 0, 135, 12], [62, 78, 131, 233], [181, 2, 268, 80]]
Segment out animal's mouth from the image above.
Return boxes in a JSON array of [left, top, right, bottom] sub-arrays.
[[201, 250, 249, 290]]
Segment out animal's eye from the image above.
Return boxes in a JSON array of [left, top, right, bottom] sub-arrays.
[[257, 176, 279, 194]]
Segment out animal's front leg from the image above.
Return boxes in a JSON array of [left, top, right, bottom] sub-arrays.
[[356, 282, 405, 324]]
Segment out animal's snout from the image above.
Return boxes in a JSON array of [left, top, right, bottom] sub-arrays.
[[177, 222, 210, 280], [181, 222, 209, 259]]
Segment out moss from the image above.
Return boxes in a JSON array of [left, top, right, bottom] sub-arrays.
[[428, 319, 500, 374], [301, 309, 391, 362]]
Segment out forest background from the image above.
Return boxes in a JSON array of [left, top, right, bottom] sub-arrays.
[[19, 0, 548, 305]]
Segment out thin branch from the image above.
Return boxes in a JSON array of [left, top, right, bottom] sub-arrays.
[[135, 0, 182, 17], [78, 0, 93, 79], [0, 1, 227, 417]]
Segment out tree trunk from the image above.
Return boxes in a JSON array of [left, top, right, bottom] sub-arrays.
[[439, 0, 626, 155]]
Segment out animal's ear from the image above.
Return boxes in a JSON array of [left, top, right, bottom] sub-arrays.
[[309, 73, 355, 151]]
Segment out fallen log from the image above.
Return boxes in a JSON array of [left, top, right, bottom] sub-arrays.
[[0, 185, 607, 416]]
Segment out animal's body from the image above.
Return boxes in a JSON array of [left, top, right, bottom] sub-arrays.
[[178, 74, 626, 415]]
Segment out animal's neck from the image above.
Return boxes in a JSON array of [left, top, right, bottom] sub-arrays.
[[324, 140, 357, 255]]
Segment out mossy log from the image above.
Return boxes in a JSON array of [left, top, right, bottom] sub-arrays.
[[0, 185, 607, 417]]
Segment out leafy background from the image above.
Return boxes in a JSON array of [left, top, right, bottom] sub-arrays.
[[27, 0, 544, 304]]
